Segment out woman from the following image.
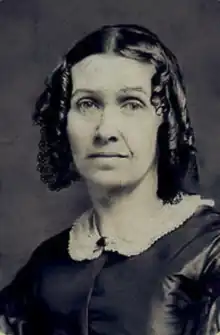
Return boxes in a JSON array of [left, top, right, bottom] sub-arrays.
[[0, 24, 220, 335]]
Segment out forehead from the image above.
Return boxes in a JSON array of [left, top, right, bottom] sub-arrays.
[[71, 54, 156, 93]]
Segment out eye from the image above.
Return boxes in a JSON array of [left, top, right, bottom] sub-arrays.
[[121, 98, 145, 112], [76, 98, 101, 114]]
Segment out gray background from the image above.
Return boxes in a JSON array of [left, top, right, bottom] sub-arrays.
[[0, 0, 220, 289]]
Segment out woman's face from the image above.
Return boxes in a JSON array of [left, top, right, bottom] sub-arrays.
[[67, 54, 162, 189]]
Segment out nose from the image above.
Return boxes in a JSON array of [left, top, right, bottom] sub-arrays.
[[94, 108, 119, 145]]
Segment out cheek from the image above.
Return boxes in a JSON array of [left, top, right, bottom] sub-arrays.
[[67, 117, 77, 150], [66, 113, 91, 154], [126, 117, 160, 157]]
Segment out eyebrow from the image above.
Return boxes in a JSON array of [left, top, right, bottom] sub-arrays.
[[119, 86, 149, 95], [71, 89, 97, 98], [71, 86, 149, 98]]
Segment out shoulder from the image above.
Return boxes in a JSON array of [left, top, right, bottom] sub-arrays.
[[177, 204, 220, 247], [159, 205, 220, 278], [1, 228, 71, 293], [168, 205, 220, 282], [195, 206, 220, 276], [189, 204, 220, 243], [163, 205, 220, 255], [32, 227, 71, 262], [0, 229, 72, 335]]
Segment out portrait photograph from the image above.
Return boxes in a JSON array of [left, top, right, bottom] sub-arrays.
[[1, 0, 220, 334]]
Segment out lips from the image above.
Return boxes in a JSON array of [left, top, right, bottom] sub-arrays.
[[88, 152, 128, 158]]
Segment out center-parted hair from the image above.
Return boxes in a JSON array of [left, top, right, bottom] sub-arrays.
[[32, 24, 199, 204]]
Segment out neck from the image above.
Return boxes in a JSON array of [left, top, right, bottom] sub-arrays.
[[86, 167, 163, 236]]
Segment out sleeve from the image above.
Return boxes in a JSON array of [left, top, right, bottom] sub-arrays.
[[0, 247, 43, 335], [197, 234, 220, 335], [160, 233, 220, 335], [151, 226, 220, 335]]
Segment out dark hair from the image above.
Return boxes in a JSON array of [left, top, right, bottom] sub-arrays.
[[32, 24, 199, 204]]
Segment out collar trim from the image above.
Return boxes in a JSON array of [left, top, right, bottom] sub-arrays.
[[68, 195, 214, 261]]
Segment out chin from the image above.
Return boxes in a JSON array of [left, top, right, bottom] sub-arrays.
[[84, 171, 145, 193], [84, 170, 133, 189]]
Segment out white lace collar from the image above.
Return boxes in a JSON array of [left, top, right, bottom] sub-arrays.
[[68, 195, 214, 261]]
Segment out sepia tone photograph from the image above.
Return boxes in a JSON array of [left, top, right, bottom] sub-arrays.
[[1, 0, 220, 334]]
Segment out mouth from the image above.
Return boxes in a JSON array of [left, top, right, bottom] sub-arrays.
[[88, 153, 128, 158]]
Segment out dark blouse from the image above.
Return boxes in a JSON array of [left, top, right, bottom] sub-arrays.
[[1, 206, 220, 335]]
